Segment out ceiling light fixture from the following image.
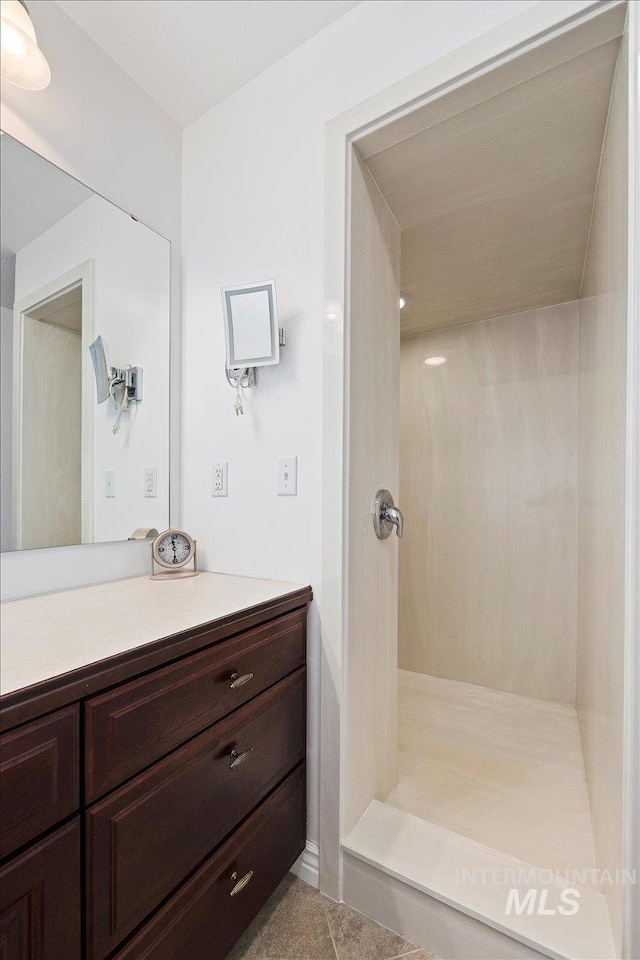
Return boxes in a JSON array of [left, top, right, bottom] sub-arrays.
[[1, 0, 51, 91], [424, 356, 446, 366], [399, 292, 412, 309]]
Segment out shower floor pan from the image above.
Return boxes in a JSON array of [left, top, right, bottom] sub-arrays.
[[342, 671, 615, 960]]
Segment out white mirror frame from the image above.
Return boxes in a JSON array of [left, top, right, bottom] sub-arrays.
[[221, 279, 279, 370]]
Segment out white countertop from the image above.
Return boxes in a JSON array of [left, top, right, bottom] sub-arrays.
[[0, 573, 305, 697]]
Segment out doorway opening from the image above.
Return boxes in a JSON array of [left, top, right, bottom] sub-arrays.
[[333, 4, 637, 960], [20, 284, 82, 547], [12, 261, 95, 550]]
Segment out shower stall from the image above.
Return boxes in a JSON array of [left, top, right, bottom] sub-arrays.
[[322, 4, 639, 960]]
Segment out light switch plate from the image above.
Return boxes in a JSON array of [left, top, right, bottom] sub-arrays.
[[277, 457, 297, 496], [212, 462, 228, 497]]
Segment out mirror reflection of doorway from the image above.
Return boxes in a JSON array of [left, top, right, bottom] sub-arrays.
[[13, 276, 90, 549]]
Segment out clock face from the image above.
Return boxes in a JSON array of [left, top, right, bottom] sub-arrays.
[[154, 531, 193, 568]]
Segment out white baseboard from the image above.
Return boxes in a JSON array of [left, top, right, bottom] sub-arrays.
[[290, 840, 319, 888]]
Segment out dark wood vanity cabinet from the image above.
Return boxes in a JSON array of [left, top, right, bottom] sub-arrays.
[[0, 705, 79, 859], [0, 588, 311, 960], [0, 819, 81, 960]]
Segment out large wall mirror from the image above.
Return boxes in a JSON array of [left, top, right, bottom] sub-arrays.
[[0, 133, 170, 552]]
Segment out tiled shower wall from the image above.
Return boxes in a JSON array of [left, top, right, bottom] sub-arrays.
[[398, 301, 579, 704], [576, 35, 628, 955]]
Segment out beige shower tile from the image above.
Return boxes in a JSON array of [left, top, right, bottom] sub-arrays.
[[323, 898, 417, 960], [576, 33, 628, 958], [345, 152, 400, 839], [399, 301, 578, 704]]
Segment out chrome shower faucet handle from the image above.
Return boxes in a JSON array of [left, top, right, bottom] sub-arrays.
[[372, 489, 404, 539]]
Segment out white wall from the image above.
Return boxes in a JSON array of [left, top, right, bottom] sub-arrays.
[[14, 196, 170, 543], [1, 0, 181, 600], [577, 34, 628, 955], [181, 0, 539, 850], [1, 306, 13, 552]]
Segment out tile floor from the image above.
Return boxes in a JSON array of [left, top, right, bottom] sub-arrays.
[[226, 875, 434, 960]]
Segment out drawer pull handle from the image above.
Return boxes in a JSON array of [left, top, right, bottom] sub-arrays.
[[230, 672, 254, 689], [230, 870, 254, 896], [229, 747, 254, 769]]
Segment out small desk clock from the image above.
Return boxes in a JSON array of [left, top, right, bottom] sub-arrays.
[[150, 529, 198, 580]]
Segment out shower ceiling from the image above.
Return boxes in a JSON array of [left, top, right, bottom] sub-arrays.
[[364, 38, 621, 337]]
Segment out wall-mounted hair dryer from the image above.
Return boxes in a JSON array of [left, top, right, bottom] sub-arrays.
[[89, 335, 143, 433]]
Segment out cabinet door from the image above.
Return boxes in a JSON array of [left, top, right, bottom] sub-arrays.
[[0, 818, 81, 960], [0, 705, 79, 858]]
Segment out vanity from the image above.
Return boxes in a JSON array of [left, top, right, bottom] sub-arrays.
[[0, 573, 312, 960], [1, 94, 310, 960]]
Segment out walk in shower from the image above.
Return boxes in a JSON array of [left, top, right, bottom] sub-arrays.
[[338, 5, 634, 959]]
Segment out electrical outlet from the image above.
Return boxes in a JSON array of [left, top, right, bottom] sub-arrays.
[[277, 457, 297, 496], [105, 470, 116, 498], [144, 467, 157, 498], [212, 461, 228, 497]]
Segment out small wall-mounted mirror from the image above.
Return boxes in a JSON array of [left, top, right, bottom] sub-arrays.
[[221, 280, 279, 370]]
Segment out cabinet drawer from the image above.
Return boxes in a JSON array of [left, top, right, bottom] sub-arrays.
[[87, 668, 305, 960], [0, 705, 79, 858], [85, 608, 306, 800], [0, 817, 81, 960], [112, 765, 305, 960]]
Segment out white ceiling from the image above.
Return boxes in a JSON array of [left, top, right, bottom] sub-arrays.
[[364, 39, 620, 337], [54, 0, 362, 127]]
